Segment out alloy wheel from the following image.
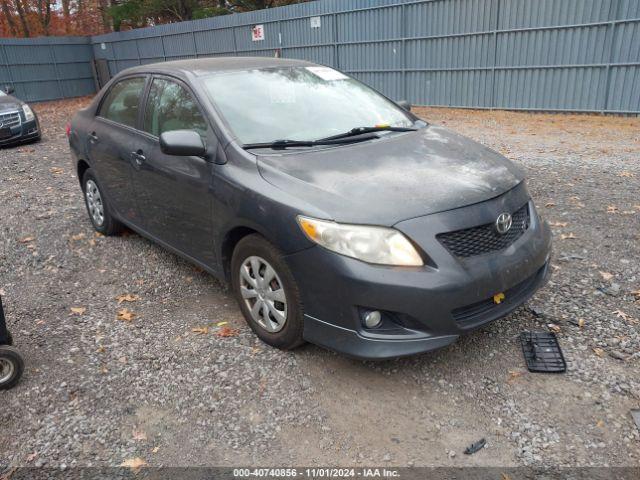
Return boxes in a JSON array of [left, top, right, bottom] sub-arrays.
[[239, 256, 288, 333]]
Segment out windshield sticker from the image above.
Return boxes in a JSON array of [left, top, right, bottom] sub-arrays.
[[305, 67, 348, 81]]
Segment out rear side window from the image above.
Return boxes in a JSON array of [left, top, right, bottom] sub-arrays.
[[98, 77, 146, 128], [143, 78, 208, 138]]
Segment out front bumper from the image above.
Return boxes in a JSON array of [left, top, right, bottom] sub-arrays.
[[0, 118, 40, 146], [285, 184, 552, 360]]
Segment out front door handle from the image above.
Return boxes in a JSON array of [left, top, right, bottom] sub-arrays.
[[131, 150, 146, 166], [88, 132, 99, 143]]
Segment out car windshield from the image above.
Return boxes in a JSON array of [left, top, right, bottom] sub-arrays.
[[200, 66, 414, 145]]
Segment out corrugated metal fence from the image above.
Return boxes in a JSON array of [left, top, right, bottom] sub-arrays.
[[2, 0, 640, 113], [0, 36, 96, 102]]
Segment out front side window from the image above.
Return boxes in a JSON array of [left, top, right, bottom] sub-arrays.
[[200, 66, 413, 144], [98, 77, 146, 128], [143, 78, 208, 138]]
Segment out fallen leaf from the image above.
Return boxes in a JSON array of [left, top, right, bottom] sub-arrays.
[[596, 419, 605, 428], [545, 202, 556, 207], [548, 221, 568, 227], [118, 356, 127, 364], [618, 171, 634, 178], [612, 309, 629, 320], [507, 370, 524, 384], [70, 233, 85, 241], [96, 345, 105, 353], [592, 347, 605, 357], [117, 308, 136, 322], [607, 205, 619, 214], [217, 326, 240, 337], [632, 289, 640, 300], [151, 446, 160, 454], [116, 293, 140, 304], [18, 236, 35, 243], [560, 233, 577, 240], [578, 318, 585, 328], [70, 307, 86, 316], [50, 167, 64, 175], [547, 323, 561, 333], [501, 473, 512, 480], [599, 271, 614, 281], [216, 321, 228, 327], [25, 452, 37, 462], [493, 293, 505, 304], [120, 457, 147, 471], [132, 429, 147, 441], [192, 326, 209, 335]]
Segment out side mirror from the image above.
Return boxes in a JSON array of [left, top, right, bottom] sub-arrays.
[[4, 85, 15, 95], [160, 130, 206, 157], [397, 100, 411, 112]]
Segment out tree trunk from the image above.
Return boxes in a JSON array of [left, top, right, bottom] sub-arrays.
[[61, 0, 71, 33], [14, 0, 30, 37], [1, 0, 18, 37]]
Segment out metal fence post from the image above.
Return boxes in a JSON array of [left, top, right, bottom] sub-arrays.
[[333, 13, 339, 69], [489, 0, 501, 110], [601, 0, 622, 114], [401, 2, 407, 102]]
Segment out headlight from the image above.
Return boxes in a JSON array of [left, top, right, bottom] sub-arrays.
[[22, 104, 35, 121], [297, 216, 423, 266]]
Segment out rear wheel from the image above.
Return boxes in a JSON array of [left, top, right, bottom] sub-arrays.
[[231, 235, 305, 350], [0, 346, 24, 390], [82, 169, 123, 236]]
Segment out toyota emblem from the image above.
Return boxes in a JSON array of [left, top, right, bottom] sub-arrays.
[[495, 212, 512, 234]]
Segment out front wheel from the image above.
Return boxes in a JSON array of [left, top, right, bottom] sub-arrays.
[[231, 234, 305, 350], [0, 346, 24, 390]]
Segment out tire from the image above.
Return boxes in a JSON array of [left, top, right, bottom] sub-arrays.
[[231, 234, 305, 350], [81, 169, 123, 236], [0, 345, 24, 390]]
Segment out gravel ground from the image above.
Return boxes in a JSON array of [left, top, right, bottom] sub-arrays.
[[0, 98, 639, 470]]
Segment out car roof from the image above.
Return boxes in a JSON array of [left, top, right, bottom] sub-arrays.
[[122, 57, 317, 77]]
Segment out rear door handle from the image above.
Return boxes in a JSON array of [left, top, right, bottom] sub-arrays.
[[88, 132, 99, 143], [131, 150, 146, 166]]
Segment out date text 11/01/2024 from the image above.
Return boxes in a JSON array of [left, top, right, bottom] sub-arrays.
[[233, 468, 401, 478]]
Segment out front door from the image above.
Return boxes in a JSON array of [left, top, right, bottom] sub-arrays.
[[131, 76, 216, 266], [86, 76, 147, 224]]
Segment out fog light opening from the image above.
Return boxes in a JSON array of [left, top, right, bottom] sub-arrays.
[[363, 310, 382, 329]]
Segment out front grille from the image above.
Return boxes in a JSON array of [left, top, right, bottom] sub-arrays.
[[437, 203, 530, 258], [0, 111, 21, 128]]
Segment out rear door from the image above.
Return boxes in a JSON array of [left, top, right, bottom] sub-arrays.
[[131, 75, 216, 266], [86, 76, 147, 223]]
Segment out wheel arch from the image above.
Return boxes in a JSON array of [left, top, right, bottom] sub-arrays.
[[77, 159, 91, 189], [220, 225, 261, 283]]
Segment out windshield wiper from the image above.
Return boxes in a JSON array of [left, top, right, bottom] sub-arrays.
[[317, 125, 418, 142], [243, 133, 379, 150]]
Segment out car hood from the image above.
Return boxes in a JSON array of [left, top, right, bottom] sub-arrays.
[[0, 95, 23, 113], [257, 125, 525, 226]]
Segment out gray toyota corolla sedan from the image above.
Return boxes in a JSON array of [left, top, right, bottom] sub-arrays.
[[68, 57, 551, 359]]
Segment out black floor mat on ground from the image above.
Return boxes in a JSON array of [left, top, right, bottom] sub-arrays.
[[520, 331, 567, 373]]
